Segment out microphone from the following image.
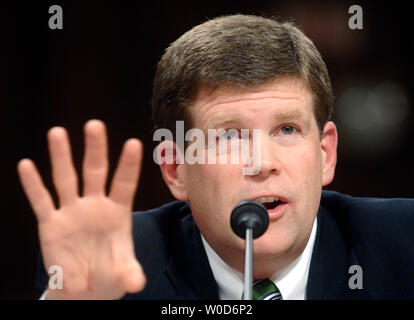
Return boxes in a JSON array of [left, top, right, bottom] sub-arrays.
[[230, 200, 269, 300]]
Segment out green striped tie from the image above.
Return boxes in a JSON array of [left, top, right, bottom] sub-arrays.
[[252, 279, 283, 300]]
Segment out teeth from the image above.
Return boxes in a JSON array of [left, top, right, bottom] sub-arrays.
[[257, 196, 279, 204]]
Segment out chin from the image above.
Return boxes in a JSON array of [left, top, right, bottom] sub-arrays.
[[253, 242, 292, 258], [253, 232, 298, 261]]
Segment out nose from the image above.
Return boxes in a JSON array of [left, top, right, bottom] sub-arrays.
[[253, 133, 281, 177]]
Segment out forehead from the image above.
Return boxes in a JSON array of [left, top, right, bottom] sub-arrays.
[[190, 78, 314, 127]]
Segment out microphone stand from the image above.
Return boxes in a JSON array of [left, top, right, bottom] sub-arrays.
[[243, 227, 253, 300], [230, 200, 269, 301]]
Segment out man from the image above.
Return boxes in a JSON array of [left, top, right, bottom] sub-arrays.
[[18, 14, 414, 300]]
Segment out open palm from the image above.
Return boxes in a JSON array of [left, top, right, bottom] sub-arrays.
[[17, 120, 146, 299]]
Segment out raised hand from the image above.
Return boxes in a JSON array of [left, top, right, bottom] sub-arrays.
[[17, 120, 146, 299]]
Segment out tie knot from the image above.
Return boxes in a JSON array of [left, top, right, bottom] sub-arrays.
[[252, 279, 282, 300]]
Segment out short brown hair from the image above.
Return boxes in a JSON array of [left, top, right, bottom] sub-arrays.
[[152, 14, 334, 137]]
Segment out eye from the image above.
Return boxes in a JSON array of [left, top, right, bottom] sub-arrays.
[[218, 129, 239, 140], [280, 125, 297, 135]]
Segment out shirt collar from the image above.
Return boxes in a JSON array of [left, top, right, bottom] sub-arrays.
[[201, 217, 318, 300]]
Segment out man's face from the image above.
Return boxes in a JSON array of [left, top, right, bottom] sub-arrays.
[[175, 78, 337, 277]]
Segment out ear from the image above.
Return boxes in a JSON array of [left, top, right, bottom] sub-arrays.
[[320, 121, 338, 186], [156, 140, 189, 201]]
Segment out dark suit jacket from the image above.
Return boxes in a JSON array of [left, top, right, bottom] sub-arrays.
[[36, 190, 414, 299]]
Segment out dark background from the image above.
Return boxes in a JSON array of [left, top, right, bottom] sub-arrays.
[[1, 0, 413, 299]]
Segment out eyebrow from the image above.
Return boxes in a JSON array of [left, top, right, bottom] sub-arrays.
[[205, 109, 307, 129], [272, 109, 306, 123], [205, 116, 244, 130]]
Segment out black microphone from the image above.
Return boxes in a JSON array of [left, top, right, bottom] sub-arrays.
[[230, 200, 269, 300], [231, 200, 269, 239]]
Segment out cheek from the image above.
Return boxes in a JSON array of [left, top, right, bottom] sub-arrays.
[[184, 165, 242, 240], [185, 163, 241, 209], [286, 145, 323, 195], [188, 164, 247, 226], [297, 149, 323, 219]]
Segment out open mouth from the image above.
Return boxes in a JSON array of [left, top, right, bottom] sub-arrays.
[[256, 196, 285, 211]]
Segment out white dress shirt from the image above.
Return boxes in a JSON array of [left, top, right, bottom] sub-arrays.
[[201, 217, 318, 300]]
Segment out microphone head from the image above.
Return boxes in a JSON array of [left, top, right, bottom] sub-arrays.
[[230, 200, 269, 239]]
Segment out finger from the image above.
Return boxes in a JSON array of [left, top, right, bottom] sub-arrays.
[[17, 159, 56, 222], [82, 120, 109, 196], [122, 260, 146, 293], [47, 127, 79, 206], [109, 139, 142, 207]]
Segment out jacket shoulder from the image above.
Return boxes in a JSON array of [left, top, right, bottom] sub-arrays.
[[321, 190, 414, 227], [126, 201, 190, 299], [131, 200, 189, 237], [320, 190, 414, 298]]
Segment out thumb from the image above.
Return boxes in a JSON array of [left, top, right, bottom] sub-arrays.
[[122, 260, 146, 293]]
